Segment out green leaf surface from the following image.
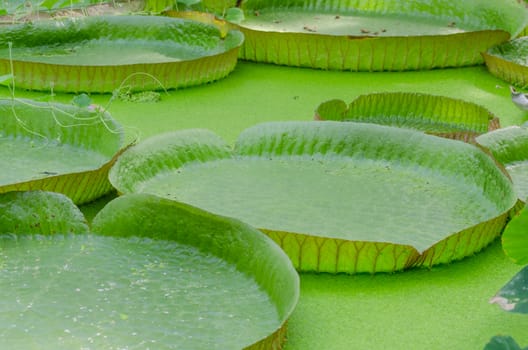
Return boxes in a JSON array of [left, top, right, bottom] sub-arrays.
[[315, 92, 499, 141], [490, 265, 528, 314], [484, 336, 527, 350], [0, 191, 89, 234], [502, 206, 528, 265], [110, 121, 518, 273], [0, 15, 244, 92], [0, 98, 124, 204], [232, 0, 526, 70], [484, 37, 528, 88], [91, 193, 299, 350], [476, 126, 528, 202]]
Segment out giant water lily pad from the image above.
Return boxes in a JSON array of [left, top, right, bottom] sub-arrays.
[[109, 121, 518, 273], [0, 191, 89, 234], [483, 37, 528, 88], [476, 126, 528, 202], [0, 98, 124, 204], [231, 0, 526, 71], [0, 191, 299, 349], [315, 92, 499, 141], [501, 204, 528, 265], [0, 15, 244, 92], [92, 194, 299, 350]]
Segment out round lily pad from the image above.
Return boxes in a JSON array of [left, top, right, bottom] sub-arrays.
[[315, 92, 499, 141], [0, 15, 244, 92], [231, 0, 525, 71], [0, 191, 299, 349], [0, 98, 124, 204], [0, 191, 89, 234], [109, 121, 518, 273], [483, 37, 528, 88], [476, 126, 528, 202]]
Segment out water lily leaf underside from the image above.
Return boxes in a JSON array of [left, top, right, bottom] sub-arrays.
[[233, 0, 526, 71], [483, 37, 528, 88], [315, 92, 499, 141], [0, 98, 124, 204], [92, 194, 299, 350], [110, 121, 518, 273], [476, 126, 528, 203], [0, 15, 244, 92]]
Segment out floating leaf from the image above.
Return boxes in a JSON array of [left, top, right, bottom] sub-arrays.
[[230, 0, 525, 71], [315, 92, 499, 141], [483, 37, 528, 88], [225, 7, 245, 24], [476, 126, 528, 202], [490, 265, 528, 314], [71, 93, 92, 108], [91, 193, 299, 350], [109, 121, 518, 273], [0, 191, 89, 234], [484, 336, 527, 350], [0, 15, 244, 92], [502, 206, 528, 265], [0, 73, 13, 86], [0, 98, 124, 204]]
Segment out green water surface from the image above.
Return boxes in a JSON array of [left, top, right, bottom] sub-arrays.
[[0, 234, 279, 350]]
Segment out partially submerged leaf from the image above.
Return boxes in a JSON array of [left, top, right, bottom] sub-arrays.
[[490, 265, 528, 314], [231, 0, 526, 70], [476, 126, 528, 202], [0, 191, 89, 234], [91, 193, 299, 349], [71, 93, 92, 108], [0, 98, 124, 204], [502, 206, 528, 265], [110, 121, 518, 273], [225, 7, 245, 24], [0, 15, 244, 92], [0, 73, 13, 86], [484, 336, 527, 350], [315, 92, 499, 141]]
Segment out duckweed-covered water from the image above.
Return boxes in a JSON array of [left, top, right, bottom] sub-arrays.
[[0, 234, 279, 349]]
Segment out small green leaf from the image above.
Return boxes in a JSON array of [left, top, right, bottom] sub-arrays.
[[225, 7, 244, 24], [0, 74, 13, 87], [314, 99, 347, 121], [72, 93, 92, 108], [39, 0, 60, 10], [502, 206, 528, 265], [178, 0, 202, 7], [490, 265, 528, 314], [484, 336, 526, 350]]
